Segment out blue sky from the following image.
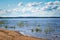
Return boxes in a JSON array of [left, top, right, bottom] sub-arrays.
[[0, 0, 60, 17]]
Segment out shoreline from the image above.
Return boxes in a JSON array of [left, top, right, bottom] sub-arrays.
[[0, 29, 48, 40]]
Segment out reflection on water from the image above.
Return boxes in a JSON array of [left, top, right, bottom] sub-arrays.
[[0, 18, 60, 39]]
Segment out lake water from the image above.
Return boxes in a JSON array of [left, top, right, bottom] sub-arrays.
[[0, 18, 60, 39]]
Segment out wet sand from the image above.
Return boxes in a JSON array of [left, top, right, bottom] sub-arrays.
[[0, 29, 47, 40]]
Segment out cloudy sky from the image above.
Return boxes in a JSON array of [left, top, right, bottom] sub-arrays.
[[0, 0, 60, 17]]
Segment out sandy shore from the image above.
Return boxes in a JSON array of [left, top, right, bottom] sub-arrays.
[[0, 29, 47, 40]]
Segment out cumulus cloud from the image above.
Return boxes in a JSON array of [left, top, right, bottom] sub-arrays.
[[0, 1, 60, 17], [45, 2, 53, 5], [54, 1, 60, 5], [41, 1, 60, 11], [26, 2, 42, 7], [57, 7, 60, 10], [45, 1, 60, 5], [18, 2, 23, 6], [0, 9, 7, 14]]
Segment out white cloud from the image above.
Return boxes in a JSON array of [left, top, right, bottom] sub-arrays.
[[57, 7, 60, 10], [45, 1, 60, 5], [18, 2, 23, 6], [45, 2, 53, 5], [0, 9, 7, 14], [26, 2, 42, 7], [54, 1, 60, 5], [41, 1, 60, 11], [12, 8, 19, 12], [0, 1, 60, 17]]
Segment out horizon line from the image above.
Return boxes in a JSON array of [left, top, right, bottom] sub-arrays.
[[0, 17, 60, 18]]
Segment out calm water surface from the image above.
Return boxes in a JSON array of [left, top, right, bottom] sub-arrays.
[[0, 18, 60, 39]]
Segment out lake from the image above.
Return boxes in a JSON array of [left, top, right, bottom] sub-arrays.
[[0, 18, 60, 39]]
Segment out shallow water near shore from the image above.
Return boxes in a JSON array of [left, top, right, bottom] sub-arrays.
[[0, 18, 60, 39]]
